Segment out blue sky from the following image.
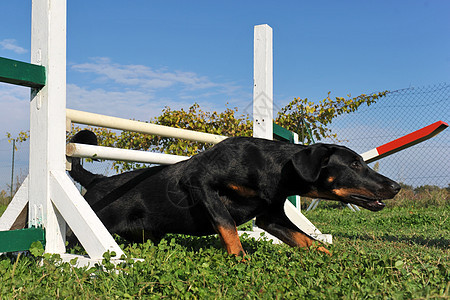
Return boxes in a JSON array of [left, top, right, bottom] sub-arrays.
[[0, 0, 449, 188]]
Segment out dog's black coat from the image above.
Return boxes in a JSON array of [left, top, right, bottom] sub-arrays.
[[68, 130, 400, 254]]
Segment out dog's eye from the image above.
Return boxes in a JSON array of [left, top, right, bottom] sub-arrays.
[[350, 161, 361, 169]]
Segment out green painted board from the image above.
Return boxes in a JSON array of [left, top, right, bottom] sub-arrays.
[[273, 123, 295, 143], [0, 57, 46, 88], [287, 195, 296, 206], [0, 227, 45, 253], [272, 124, 298, 207]]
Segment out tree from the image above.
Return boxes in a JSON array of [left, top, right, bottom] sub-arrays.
[[70, 103, 252, 171], [6, 131, 29, 150], [275, 91, 387, 144]]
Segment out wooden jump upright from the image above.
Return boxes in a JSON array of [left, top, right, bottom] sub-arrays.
[[0, 0, 124, 266]]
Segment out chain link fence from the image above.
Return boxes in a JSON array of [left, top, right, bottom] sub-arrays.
[[0, 139, 29, 205], [324, 83, 449, 188]]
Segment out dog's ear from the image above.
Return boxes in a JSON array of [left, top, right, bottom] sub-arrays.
[[290, 145, 331, 183], [70, 129, 98, 145]]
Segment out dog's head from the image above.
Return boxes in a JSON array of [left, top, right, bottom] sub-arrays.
[[290, 143, 400, 211]]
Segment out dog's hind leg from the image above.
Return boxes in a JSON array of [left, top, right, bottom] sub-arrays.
[[256, 209, 330, 255]]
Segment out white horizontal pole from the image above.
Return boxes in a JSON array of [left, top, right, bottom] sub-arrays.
[[67, 109, 227, 145], [67, 143, 190, 165]]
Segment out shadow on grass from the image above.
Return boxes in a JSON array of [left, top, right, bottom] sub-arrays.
[[333, 232, 450, 250]]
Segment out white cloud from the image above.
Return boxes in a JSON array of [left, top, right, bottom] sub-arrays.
[[0, 39, 27, 54], [67, 83, 159, 120], [0, 57, 247, 136], [66, 83, 208, 121], [71, 57, 219, 91], [68, 57, 249, 119]]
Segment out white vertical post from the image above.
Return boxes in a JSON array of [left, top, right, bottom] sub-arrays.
[[29, 0, 67, 253], [292, 132, 301, 209], [252, 24, 332, 244], [253, 24, 273, 139]]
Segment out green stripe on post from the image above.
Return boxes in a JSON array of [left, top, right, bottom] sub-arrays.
[[272, 124, 299, 208], [0, 57, 46, 88], [273, 123, 295, 143], [0, 227, 45, 253], [287, 195, 296, 206]]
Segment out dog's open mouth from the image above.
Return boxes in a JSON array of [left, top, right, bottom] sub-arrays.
[[349, 195, 386, 211]]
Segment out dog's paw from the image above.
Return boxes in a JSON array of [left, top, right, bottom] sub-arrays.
[[317, 246, 332, 256]]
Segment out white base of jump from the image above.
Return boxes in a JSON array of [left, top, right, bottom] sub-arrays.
[[0, 171, 125, 262], [239, 227, 282, 244], [239, 227, 331, 245], [239, 203, 333, 245], [58, 254, 144, 269], [284, 201, 333, 244], [0, 177, 29, 231]]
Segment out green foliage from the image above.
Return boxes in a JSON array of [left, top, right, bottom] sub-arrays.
[[6, 131, 29, 150], [29, 241, 45, 257], [69, 103, 252, 172], [275, 91, 388, 144], [0, 190, 9, 207], [390, 184, 449, 208], [0, 206, 448, 298], [0, 203, 6, 216], [152, 103, 253, 154]]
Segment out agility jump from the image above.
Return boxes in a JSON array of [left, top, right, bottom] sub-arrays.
[[0, 0, 447, 266]]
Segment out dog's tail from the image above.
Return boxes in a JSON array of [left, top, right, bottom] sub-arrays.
[[68, 130, 105, 188]]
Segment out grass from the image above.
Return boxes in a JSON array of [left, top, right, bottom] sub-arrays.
[[0, 203, 449, 299]]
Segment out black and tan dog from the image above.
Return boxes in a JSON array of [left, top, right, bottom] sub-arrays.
[[67, 130, 400, 255]]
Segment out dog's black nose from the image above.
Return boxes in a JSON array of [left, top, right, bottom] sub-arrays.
[[390, 182, 401, 194]]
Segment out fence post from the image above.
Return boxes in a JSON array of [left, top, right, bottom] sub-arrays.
[[28, 0, 67, 253], [253, 24, 273, 139]]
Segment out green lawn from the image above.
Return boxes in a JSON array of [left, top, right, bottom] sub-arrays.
[[1, 205, 448, 299]]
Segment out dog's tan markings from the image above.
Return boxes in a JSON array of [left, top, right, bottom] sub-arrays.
[[303, 190, 324, 198], [290, 232, 331, 256], [290, 231, 313, 247], [227, 183, 257, 197], [332, 188, 373, 198], [216, 225, 246, 256], [327, 176, 335, 183]]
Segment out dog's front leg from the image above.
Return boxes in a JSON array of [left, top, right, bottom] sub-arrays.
[[205, 198, 246, 256], [215, 223, 245, 256], [185, 182, 245, 256], [255, 209, 330, 255]]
